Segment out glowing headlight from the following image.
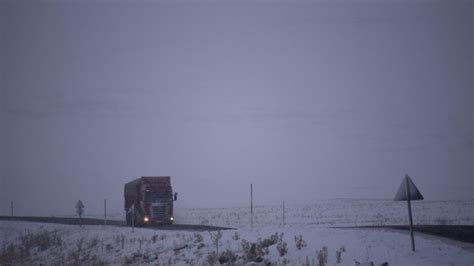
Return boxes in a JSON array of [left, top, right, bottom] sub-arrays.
[[170, 217, 174, 221], [144, 216, 149, 223]]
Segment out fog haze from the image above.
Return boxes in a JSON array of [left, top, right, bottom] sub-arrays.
[[1, 1, 473, 216]]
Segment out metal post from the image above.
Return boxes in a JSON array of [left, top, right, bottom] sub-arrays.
[[79, 212, 82, 227], [282, 201, 285, 226], [250, 184, 253, 231], [104, 199, 107, 226], [10, 201, 13, 219], [406, 178, 415, 251]]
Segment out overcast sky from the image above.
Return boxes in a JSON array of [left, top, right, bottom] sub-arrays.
[[1, 0, 473, 217]]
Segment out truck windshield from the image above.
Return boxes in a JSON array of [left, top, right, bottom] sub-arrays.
[[144, 191, 172, 202]]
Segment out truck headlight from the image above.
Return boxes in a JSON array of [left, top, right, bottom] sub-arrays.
[[144, 216, 149, 223], [170, 217, 174, 221]]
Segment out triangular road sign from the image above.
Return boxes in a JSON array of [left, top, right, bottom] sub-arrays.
[[127, 204, 135, 214], [76, 200, 84, 209], [394, 175, 424, 201]]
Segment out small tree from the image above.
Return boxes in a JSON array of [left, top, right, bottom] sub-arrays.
[[209, 230, 223, 255]]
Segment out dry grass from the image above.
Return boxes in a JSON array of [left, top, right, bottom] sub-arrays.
[[1, 230, 63, 264]]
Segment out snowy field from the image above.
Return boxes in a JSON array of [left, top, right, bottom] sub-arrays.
[[174, 199, 474, 229], [76, 199, 474, 228], [1, 199, 474, 265]]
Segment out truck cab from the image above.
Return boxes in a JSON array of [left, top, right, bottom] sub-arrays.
[[124, 176, 177, 226]]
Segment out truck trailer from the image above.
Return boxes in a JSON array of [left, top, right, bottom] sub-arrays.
[[124, 176, 177, 226]]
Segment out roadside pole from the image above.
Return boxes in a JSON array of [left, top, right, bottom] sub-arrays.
[[394, 174, 423, 252], [104, 199, 107, 226], [250, 184, 253, 231], [406, 180, 415, 251], [76, 200, 84, 227], [282, 201, 285, 226]]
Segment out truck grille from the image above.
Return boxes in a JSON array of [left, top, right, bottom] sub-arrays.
[[151, 205, 166, 218]]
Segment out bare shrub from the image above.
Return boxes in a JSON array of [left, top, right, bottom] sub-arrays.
[[152, 234, 158, 243], [76, 238, 84, 253], [194, 233, 203, 243], [0, 229, 64, 263], [336, 246, 346, 264], [65, 237, 89, 264], [259, 232, 279, 248], [335, 250, 342, 264], [207, 251, 218, 266], [241, 239, 264, 263], [317, 246, 328, 266], [218, 249, 237, 264], [121, 235, 126, 249], [133, 251, 143, 259], [138, 237, 146, 250], [241, 239, 250, 253], [124, 254, 140, 264], [68, 249, 81, 264], [241, 233, 281, 263], [294, 234, 307, 250], [232, 232, 240, 241], [89, 254, 107, 266], [209, 231, 223, 255], [354, 260, 375, 266], [88, 237, 99, 249], [106, 243, 113, 252], [114, 234, 126, 249], [276, 233, 288, 257], [20, 230, 63, 253], [0, 243, 19, 264]]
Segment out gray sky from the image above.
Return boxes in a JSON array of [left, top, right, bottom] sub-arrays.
[[1, 0, 473, 216]]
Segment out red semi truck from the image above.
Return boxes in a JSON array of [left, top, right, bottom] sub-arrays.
[[124, 176, 177, 226]]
